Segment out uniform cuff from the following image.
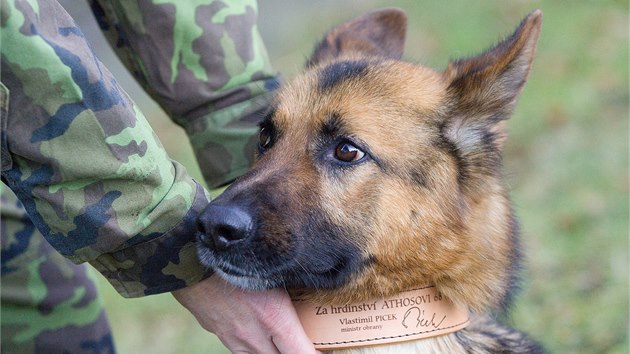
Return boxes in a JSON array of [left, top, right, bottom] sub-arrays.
[[90, 183, 213, 298]]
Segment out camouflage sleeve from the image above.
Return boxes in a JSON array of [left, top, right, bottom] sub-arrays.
[[0, 0, 212, 297], [88, 0, 280, 188]]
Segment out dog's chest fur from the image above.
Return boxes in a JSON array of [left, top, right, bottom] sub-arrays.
[[330, 334, 466, 354]]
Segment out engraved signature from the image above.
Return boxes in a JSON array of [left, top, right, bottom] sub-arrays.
[[402, 307, 446, 329]]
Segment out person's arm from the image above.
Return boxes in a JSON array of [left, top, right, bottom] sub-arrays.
[[88, 0, 280, 188], [1, 0, 210, 298]]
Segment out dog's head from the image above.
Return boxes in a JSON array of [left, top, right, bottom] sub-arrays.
[[197, 9, 541, 312]]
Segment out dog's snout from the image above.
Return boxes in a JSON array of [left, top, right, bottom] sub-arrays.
[[198, 204, 253, 250]]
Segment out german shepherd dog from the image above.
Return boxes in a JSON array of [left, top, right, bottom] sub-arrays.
[[197, 8, 544, 353]]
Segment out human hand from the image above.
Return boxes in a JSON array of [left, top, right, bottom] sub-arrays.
[[172, 274, 319, 354]]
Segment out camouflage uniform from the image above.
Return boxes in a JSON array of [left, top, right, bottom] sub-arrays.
[[1, 0, 278, 352]]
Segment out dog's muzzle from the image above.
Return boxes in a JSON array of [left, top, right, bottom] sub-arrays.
[[195, 182, 366, 291]]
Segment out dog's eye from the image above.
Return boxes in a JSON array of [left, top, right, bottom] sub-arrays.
[[258, 127, 272, 151], [334, 142, 365, 162]]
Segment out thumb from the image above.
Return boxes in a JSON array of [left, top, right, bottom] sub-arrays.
[[269, 299, 319, 354]]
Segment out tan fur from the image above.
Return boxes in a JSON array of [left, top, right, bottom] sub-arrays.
[[275, 24, 530, 312]]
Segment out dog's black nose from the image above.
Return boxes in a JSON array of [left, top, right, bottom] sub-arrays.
[[198, 204, 253, 250]]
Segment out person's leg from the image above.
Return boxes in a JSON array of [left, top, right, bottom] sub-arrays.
[[1, 183, 116, 353]]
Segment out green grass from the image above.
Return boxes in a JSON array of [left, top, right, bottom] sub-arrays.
[[85, 1, 628, 353]]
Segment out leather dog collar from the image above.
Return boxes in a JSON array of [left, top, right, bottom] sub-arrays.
[[293, 286, 470, 350]]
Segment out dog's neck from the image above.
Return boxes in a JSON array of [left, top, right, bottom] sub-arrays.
[[293, 286, 469, 351]]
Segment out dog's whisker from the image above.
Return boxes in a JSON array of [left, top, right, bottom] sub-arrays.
[[368, 263, 386, 299], [293, 258, 321, 291]]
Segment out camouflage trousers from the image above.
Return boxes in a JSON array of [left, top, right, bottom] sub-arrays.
[[1, 183, 116, 354]]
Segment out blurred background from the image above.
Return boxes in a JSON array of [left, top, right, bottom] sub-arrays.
[[60, 1, 628, 353]]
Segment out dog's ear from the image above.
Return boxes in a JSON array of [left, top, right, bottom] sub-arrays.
[[443, 10, 542, 153], [306, 8, 407, 67]]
